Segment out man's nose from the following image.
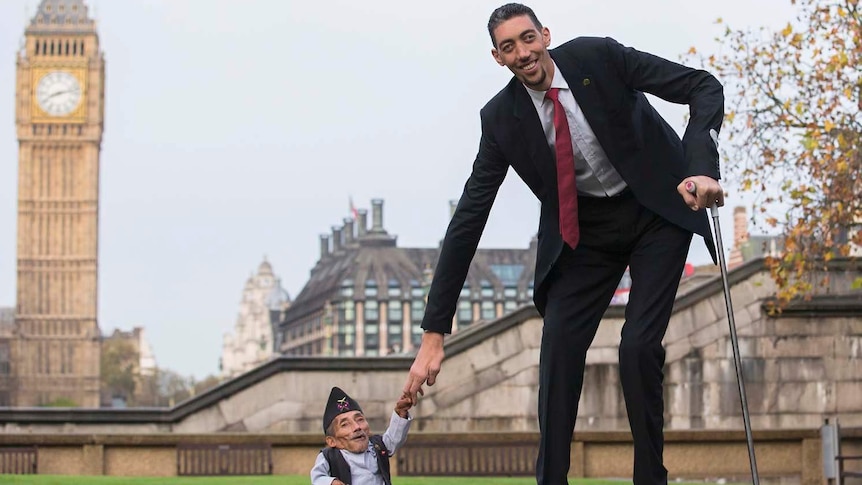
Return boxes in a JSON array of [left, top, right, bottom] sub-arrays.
[[516, 44, 531, 59]]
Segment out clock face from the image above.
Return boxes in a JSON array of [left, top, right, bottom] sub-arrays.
[[36, 71, 82, 116]]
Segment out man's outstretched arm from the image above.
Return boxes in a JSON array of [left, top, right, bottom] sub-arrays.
[[403, 110, 508, 403]]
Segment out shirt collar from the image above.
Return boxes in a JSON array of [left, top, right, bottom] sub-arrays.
[[524, 60, 569, 107]]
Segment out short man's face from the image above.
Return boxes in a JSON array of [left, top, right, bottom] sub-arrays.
[[325, 410, 371, 453], [491, 15, 554, 91]]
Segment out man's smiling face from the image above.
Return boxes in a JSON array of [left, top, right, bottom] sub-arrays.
[[325, 410, 371, 453], [491, 14, 554, 91]]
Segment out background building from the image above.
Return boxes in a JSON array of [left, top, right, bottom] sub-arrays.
[[10, 0, 105, 407], [0, 308, 14, 406], [278, 198, 539, 357], [220, 259, 290, 378], [99, 327, 156, 407]]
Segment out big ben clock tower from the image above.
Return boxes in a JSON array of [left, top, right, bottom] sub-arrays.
[[12, 0, 104, 407]]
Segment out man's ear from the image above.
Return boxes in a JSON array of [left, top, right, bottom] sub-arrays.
[[325, 436, 337, 448], [542, 27, 551, 48], [491, 48, 504, 66]]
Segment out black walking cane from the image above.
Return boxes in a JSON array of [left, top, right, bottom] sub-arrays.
[[686, 129, 760, 485]]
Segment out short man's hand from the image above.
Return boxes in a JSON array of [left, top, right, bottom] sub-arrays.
[[395, 393, 412, 418], [331, 480, 345, 485], [677, 175, 724, 211], [402, 331, 445, 406]]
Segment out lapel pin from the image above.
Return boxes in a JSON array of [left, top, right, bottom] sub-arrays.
[[583, 78, 591, 86]]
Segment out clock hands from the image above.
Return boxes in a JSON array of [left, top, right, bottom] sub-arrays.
[[43, 88, 78, 101]]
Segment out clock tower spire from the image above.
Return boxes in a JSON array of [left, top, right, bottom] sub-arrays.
[[12, 0, 104, 407]]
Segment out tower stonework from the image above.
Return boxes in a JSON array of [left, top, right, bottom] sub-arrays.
[[12, 0, 104, 407]]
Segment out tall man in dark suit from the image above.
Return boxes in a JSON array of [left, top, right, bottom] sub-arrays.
[[403, 3, 725, 484]]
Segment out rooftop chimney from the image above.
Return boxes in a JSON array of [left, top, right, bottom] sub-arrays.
[[343, 218, 355, 245], [319, 234, 330, 260], [332, 226, 343, 253], [728, 206, 748, 269], [357, 209, 368, 238], [370, 199, 385, 234]]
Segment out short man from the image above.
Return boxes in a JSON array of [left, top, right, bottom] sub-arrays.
[[404, 3, 724, 484], [311, 387, 413, 485]]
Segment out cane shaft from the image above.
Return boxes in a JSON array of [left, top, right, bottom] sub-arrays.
[[711, 204, 760, 485]]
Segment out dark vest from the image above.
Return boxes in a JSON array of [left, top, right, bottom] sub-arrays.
[[322, 435, 391, 485]]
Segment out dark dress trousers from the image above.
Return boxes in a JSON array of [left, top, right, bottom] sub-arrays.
[[421, 37, 724, 485]]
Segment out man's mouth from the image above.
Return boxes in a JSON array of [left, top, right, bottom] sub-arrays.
[[520, 60, 538, 72]]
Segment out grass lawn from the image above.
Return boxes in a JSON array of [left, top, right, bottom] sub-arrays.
[[0, 476, 643, 485]]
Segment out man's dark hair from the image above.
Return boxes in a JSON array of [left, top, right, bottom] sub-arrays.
[[488, 3, 543, 48]]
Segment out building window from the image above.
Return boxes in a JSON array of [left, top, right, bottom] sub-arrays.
[[411, 323, 423, 347], [410, 280, 424, 298], [365, 300, 379, 322], [340, 279, 354, 298], [365, 279, 378, 298], [457, 300, 472, 325], [0, 341, 9, 375], [527, 281, 535, 299], [481, 301, 495, 320], [503, 286, 518, 313], [340, 301, 355, 321], [338, 322, 355, 353], [480, 280, 494, 298], [490, 264, 525, 286], [365, 323, 379, 354], [388, 301, 402, 323], [388, 279, 401, 297], [411, 299, 424, 322]]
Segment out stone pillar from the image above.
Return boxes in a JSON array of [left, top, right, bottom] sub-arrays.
[[332, 226, 343, 253], [319, 235, 330, 260], [357, 209, 368, 238], [801, 437, 823, 485], [403, 301, 412, 351], [81, 444, 104, 475], [370, 199, 385, 234], [355, 301, 365, 356], [343, 218, 354, 245], [379, 301, 389, 354]]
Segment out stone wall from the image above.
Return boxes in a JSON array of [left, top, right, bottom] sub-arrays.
[[0, 259, 859, 436]]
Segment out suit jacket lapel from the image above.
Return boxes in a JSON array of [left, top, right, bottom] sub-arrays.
[[512, 83, 556, 188], [550, 49, 606, 142]]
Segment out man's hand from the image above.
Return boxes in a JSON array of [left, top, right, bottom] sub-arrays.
[[678, 175, 724, 211], [395, 393, 412, 418], [403, 331, 445, 405], [331, 480, 345, 485]]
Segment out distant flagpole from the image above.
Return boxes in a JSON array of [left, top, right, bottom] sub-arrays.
[[349, 197, 359, 220]]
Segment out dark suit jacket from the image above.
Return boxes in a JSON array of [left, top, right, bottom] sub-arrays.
[[421, 37, 724, 334]]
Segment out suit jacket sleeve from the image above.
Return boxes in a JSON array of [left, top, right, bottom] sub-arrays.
[[603, 37, 724, 179], [421, 110, 509, 334]]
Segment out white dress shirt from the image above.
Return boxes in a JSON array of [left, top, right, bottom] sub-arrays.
[[310, 411, 413, 485], [524, 61, 627, 197]]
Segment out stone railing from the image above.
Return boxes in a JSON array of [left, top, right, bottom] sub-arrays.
[[1, 428, 858, 483]]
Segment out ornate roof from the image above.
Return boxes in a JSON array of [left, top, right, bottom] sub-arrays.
[[280, 238, 538, 327], [28, 0, 96, 33]]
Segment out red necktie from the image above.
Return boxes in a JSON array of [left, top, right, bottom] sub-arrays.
[[546, 88, 580, 249]]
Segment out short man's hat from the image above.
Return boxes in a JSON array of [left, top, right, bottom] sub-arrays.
[[323, 386, 363, 433]]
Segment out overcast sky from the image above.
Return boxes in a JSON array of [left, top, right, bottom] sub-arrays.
[[0, 0, 798, 379]]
